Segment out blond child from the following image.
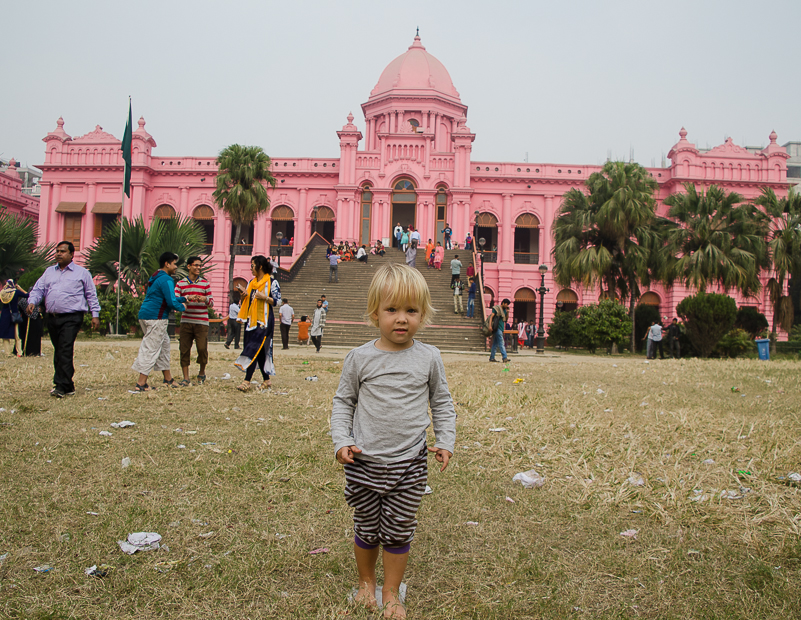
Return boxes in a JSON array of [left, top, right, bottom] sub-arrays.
[[332, 263, 456, 619]]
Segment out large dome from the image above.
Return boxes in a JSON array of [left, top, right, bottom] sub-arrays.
[[369, 36, 461, 102]]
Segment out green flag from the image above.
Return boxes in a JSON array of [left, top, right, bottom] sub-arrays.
[[121, 98, 132, 198]]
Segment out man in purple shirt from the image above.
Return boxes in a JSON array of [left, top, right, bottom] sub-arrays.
[[27, 241, 101, 398]]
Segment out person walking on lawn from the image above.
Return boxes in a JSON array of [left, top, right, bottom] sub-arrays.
[[175, 256, 214, 386], [310, 299, 327, 352], [667, 318, 681, 359], [279, 299, 294, 350], [131, 252, 191, 392], [27, 240, 101, 397], [224, 294, 241, 350], [488, 299, 510, 363]]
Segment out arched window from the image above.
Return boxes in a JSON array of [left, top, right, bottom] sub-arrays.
[[154, 204, 176, 220], [514, 213, 540, 264], [639, 291, 661, 306], [192, 205, 215, 254], [391, 178, 417, 247], [556, 289, 578, 313], [360, 186, 372, 246], [270, 205, 295, 255], [475, 212, 498, 263], [409, 119, 422, 133]]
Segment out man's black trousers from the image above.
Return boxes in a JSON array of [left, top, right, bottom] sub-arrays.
[[47, 311, 84, 393]]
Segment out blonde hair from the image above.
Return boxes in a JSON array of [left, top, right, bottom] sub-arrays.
[[365, 263, 436, 327]]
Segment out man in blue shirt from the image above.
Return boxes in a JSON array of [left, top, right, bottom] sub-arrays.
[[466, 277, 477, 318], [27, 241, 101, 398], [441, 223, 453, 249], [328, 252, 341, 283]]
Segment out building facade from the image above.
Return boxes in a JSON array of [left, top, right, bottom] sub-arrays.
[[36, 36, 790, 327], [0, 158, 39, 219]]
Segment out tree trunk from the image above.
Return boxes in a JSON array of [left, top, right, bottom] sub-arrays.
[[629, 288, 637, 354], [229, 221, 242, 300]]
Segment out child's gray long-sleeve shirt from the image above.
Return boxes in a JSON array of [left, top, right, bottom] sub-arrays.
[[331, 340, 457, 463]]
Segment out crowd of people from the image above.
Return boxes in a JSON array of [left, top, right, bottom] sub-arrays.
[[643, 317, 681, 359]]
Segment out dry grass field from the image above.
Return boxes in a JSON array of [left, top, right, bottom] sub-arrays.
[[0, 340, 799, 619]]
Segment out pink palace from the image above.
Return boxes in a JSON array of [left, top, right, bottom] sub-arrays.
[[36, 35, 790, 327], [0, 159, 39, 220]]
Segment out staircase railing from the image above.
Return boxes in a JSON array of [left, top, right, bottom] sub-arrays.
[[273, 232, 331, 283]]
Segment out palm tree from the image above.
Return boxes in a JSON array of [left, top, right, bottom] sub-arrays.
[[84, 216, 208, 295], [753, 186, 801, 347], [553, 161, 665, 351], [0, 212, 53, 282], [663, 184, 768, 297], [212, 145, 276, 296]]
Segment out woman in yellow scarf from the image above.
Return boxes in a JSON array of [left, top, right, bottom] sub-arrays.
[[234, 255, 280, 392]]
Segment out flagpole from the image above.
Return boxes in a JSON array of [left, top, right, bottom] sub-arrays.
[[117, 95, 132, 336], [116, 192, 124, 335]]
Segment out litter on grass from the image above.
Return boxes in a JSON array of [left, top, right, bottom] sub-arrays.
[[424, 485, 433, 495], [505, 497, 515, 503], [85, 564, 113, 577], [627, 474, 645, 487], [348, 583, 406, 607], [620, 529, 638, 539], [789, 473, 801, 482], [220, 373, 231, 380], [309, 547, 329, 555], [513, 378, 524, 384], [154, 560, 180, 573], [87, 512, 99, 516], [305, 376, 318, 382], [489, 427, 507, 432], [33, 565, 53, 573], [121, 457, 131, 468], [702, 459, 715, 465], [465, 521, 479, 526], [111, 421, 135, 428], [495, 381, 502, 385], [513, 469, 545, 488], [99, 431, 112, 437], [118, 532, 162, 554]]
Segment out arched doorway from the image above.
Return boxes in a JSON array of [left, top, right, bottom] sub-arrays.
[[514, 213, 540, 264], [192, 205, 215, 254], [154, 204, 176, 220], [391, 178, 416, 247], [513, 287, 537, 323], [359, 187, 372, 246], [313, 205, 335, 244], [475, 212, 498, 263], [270, 205, 295, 255], [556, 289, 578, 313], [483, 286, 495, 310], [435, 187, 448, 245]]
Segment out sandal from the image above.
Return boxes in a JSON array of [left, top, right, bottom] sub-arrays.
[[196, 375, 206, 385], [163, 378, 180, 389], [178, 379, 191, 387], [132, 383, 151, 392], [236, 381, 251, 393], [259, 380, 272, 390]]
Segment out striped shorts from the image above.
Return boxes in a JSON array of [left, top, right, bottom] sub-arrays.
[[344, 446, 428, 553]]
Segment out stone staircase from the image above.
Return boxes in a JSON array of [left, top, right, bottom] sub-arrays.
[[278, 245, 486, 351]]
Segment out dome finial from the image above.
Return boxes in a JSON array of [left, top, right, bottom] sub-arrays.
[[679, 127, 687, 140], [769, 129, 778, 144], [416, 26, 419, 37]]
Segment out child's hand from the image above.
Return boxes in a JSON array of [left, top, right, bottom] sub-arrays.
[[336, 445, 362, 464], [427, 446, 452, 472]]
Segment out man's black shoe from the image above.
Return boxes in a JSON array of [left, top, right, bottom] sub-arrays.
[[51, 389, 65, 398]]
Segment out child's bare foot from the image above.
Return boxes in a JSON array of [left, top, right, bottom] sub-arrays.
[[383, 596, 406, 619], [354, 585, 377, 610]]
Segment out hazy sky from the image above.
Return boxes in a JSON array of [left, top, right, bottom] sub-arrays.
[[3, 0, 800, 170]]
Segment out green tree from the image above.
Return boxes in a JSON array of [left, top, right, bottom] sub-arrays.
[[734, 306, 768, 338], [553, 161, 666, 352], [84, 216, 208, 295], [753, 186, 801, 349], [213, 144, 276, 296], [675, 292, 737, 358], [574, 299, 633, 353], [664, 184, 768, 296], [0, 212, 53, 283], [547, 309, 578, 348]]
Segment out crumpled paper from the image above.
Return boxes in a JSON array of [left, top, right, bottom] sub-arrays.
[[117, 532, 162, 554], [513, 469, 545, 488], [111, 421, 135, 428]]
